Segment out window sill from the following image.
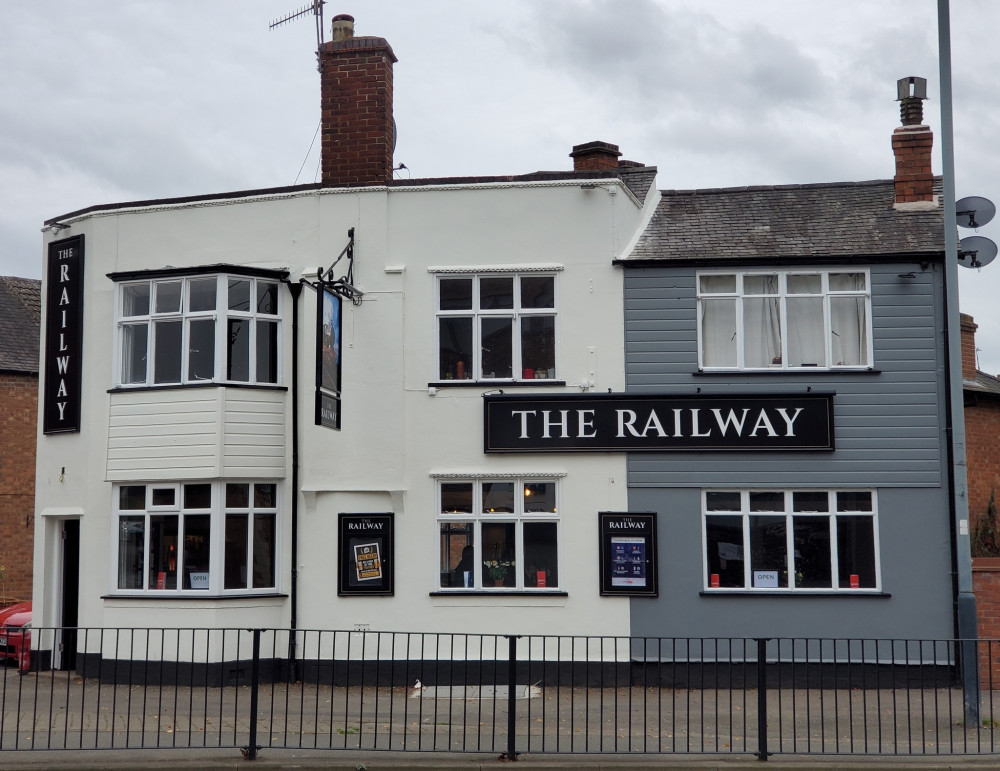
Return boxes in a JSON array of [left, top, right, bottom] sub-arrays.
[[109, 383, 288, 394], [429, 589, 569, 597], [429, 380, 566, 389], [102, 592, 288, 601], [698, 589, 892, 599], [694, 369, 880, 376]]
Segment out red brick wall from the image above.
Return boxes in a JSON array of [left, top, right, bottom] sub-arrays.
[[965, 398, 1000, 524], [892, 125, 934, 203], [0, 372, 36, 602], [961, 314, 978, 381], [974, 561, 1000, 684]]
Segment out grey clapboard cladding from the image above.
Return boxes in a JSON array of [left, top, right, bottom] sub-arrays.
[[623, 262, 946, 488]]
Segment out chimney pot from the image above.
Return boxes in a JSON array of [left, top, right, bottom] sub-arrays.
[[331, 14, 355, 42]]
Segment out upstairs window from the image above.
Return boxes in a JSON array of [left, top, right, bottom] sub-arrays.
[[437, 273, 557, 382], [697, 270, 871, 370], [116, 274, 280, 386]]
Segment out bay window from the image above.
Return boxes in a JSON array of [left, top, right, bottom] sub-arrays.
[[114, 481, 278, 594], [697, 270, 871, 370], [438, 478, 560, 590], [437, 272, 557, 382], [703, 489, 879, 591], [116, 272, 280, 387]]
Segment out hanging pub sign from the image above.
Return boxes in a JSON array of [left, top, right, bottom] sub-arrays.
[[315, 287, 342, 430], [484, 392, 834, 453], [43, 234, 85, 434], [599, 511, 658, 596], [338, 513, 394, 595]]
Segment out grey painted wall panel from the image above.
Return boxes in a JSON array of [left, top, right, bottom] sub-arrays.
[[626, 486, 954, 641]]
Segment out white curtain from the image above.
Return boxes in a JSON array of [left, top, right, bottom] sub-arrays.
[[786, 297, 826, 366], [830, 273, 867, 366]]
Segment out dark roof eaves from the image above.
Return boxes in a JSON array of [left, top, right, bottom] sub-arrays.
[[614, 251, 945, 268], [46, 171, 633, 224], [46, 183, 323, 226], [0, 366, 39, 377], [655, 177, 937, 196]]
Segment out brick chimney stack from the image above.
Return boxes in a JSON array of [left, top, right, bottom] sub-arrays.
[[570, 141, 622, 172], [892, 76, 935, 206], [961, 313, 979, 382], [319, 14, 397, 187]]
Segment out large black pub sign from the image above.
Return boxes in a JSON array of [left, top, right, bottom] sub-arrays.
[[43, 235, 85, 434], [484, 393, 834, 453]]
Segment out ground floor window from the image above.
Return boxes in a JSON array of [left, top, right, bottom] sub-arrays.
[[703, 489, 878, 591], [115, 481, 278, 594], [438, 478, 559, 590]]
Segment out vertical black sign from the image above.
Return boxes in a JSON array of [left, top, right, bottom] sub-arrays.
[[316, 287, 342, 429], [338, 513, 394, 595], [598, 511, 658, 596], [43, 235, 84, 434]]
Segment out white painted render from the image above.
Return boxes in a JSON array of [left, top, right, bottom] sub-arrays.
[[34, 176, 653, 641]]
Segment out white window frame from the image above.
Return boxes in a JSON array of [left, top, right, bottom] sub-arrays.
[[435, 272, 558, 382], [114, 274, 281, 387], [696, 269, 873, 371], [701, 489, 881, 592], [436, 477, 561, 591], [112, 480, 280, 596]]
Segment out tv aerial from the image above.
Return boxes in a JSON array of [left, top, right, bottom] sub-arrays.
[[270, 0, 326, 64], [955, 195, 997, 269]]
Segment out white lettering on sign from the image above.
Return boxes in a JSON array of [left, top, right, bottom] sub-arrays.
[[608, 520, 647, 530], [609, 407, 808, 440]]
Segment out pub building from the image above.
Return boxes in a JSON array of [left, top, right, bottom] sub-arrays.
[[32, 14, 963, 673]]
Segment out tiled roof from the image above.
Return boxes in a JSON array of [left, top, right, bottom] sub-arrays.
[[0, 276, 41, 374], [618, 166, 658, 202], [623, 179, 945, 262]]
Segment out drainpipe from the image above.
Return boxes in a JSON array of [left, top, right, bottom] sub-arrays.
[[284, 279, 303, 682]]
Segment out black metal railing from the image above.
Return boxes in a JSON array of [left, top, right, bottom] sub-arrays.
[[2, 628, 1000, 760]]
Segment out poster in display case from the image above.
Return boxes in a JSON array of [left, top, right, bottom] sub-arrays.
[[598, 511, 658, 596], [338, 513, 394, 595]]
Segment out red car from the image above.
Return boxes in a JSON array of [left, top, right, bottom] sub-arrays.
[[0, 602, 31, 672]]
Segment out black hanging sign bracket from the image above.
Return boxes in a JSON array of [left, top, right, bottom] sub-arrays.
[[317, 227, 363, 305]]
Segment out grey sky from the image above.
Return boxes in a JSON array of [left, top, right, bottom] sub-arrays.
[[3, 1, 999, 371]]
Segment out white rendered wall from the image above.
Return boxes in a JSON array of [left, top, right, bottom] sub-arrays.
[[36, 177, 653, 640]]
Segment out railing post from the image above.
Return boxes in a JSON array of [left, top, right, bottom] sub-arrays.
[[502, 634, 520, 762], [243, 629, 261, 761], [756, 638, 770, 762]]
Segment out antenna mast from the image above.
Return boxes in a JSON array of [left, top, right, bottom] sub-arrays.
[[270, 0, 326, 67]]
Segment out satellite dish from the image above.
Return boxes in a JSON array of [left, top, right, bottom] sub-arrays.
[[958, 235, 998, 269], [955, 196, 996, 229]]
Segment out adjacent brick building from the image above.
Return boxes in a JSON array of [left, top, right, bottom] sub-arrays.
[[0, 276, 41, 604], [963, 314, 1000, 679], [962, 313, 1000, 522]]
